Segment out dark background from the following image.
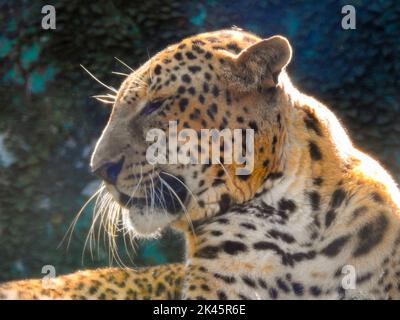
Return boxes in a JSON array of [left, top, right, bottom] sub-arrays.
[[0, 0, 399, 282]]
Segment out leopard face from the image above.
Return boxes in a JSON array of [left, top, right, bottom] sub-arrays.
[[90, 29, 292, 237]]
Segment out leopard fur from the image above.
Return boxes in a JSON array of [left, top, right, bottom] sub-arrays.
[[1, 28, 399, 300]]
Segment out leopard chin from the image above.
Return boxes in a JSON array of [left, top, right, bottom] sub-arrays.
[[122, 206, 177, 238], [105, 173, 189, 237]]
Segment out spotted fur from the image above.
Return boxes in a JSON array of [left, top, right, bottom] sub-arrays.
[[0, 264, 183, 300], [1, 29, 399, 300]]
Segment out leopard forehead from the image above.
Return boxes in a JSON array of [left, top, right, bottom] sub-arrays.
[[117, 29, 261, 106]]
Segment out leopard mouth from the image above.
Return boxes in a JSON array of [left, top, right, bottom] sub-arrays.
[[117, 173, 188, 215]]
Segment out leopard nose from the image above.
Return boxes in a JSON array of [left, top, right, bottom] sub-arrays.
[[92, 157, 125, 185]]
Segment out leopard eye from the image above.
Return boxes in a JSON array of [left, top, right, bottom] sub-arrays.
[[140, 99, 165, 116]]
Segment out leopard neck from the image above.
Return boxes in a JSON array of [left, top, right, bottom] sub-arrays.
[[255, 82, 351, 235]]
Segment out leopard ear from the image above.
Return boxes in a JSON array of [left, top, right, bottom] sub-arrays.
[[222, 35, 292, 90]]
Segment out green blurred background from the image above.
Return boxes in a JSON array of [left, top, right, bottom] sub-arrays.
[[0, 0, 399, 282]]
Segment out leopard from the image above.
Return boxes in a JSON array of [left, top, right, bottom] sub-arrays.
[[1, 28, 400, 300]]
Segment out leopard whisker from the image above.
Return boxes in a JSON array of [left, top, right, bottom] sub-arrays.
[[83, 188, 111, 263], [87, 188, 106, 258], [92, 94, 116, 105], [59, 183, 105, 251], [158, 174, 197, 240], [112, 71, 129, 77], [114, 57, 134, 72], [92, 94, 116, 100], [93, 97, 115, 105], [160, 171, 200, 209], [80, 64, 118, 94], [95, 190, 113, 258], [150, 167, 170, 221], [216, 160, 246, 201]]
